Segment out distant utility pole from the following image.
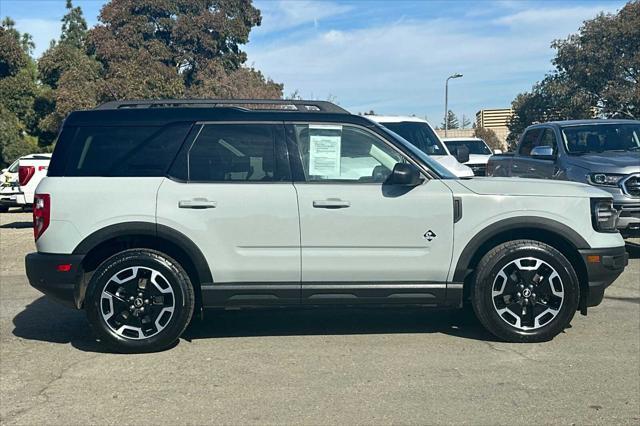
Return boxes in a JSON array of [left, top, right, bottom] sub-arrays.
[[444, 73, 463, 137]]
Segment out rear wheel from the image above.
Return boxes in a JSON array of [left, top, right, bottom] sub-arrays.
[[471, 240, 579, 342], [86, 249, 195, 353]]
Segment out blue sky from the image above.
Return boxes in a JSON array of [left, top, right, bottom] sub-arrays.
[[0, 0, 627, 126]]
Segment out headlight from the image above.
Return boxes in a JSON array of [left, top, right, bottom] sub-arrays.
[[590, 198, 619, 233], [588, 173, 623, 186]]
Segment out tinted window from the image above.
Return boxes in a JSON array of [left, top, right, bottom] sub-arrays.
[[538, 129, 558, 154], [292, 124, 403, 182], [381, 121, 447, 155], [444, 140, 492, 155], [188, 124, 281, 182], [60, 124, 191, 177], [519, 128, 543, 156], [561, 123, 640, 154]]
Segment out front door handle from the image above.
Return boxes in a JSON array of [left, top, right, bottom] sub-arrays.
[[313, 199, 351, 209], [178, 199, 217, 209]]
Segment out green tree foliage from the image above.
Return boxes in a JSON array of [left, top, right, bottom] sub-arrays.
[[508, 1, 639, 145], [474, 127, 503, 151], [0, 27, 27, 78], [0, 0, 284, 164], [0, 21, 42, 165], [60, 0, 88, 49], [441, 110, 460, 129], [89, 0, 282, 100], [552, 0, 638, 118]]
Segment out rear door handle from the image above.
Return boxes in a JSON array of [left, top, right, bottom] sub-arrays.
[[178, 199, 217, 209], [313, 199, 351, 209]]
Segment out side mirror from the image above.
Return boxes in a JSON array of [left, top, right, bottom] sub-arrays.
[[386, 163, 422, 186], [493, 149, 502, 155], [454, 145, 470, 164], [530, 145, 556, 160]]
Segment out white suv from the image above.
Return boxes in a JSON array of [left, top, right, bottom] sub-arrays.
[[26, 100, 628, 353], [367, 116, 475, 177]]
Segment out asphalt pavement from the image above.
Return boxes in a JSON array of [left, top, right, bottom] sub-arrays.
[[1, 212, 638, 425]]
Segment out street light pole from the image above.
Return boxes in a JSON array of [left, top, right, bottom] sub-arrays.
[[444, 73, 463, 137]]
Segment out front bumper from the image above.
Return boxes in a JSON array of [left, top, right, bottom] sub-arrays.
[[578, 246, 628, 311], [25, 253, 85, 309]]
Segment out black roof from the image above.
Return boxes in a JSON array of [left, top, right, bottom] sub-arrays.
[[64, 99, 375, 127]]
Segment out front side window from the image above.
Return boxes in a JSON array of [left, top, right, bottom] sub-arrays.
[[519, 128, 543, 156], [188, 124, 282, 182], [561, 123, 640, 154], [291, 124, 403, 182], [538, 129, 558, 154]]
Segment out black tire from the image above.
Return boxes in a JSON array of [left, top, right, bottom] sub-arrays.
[[471, 240, 579, 343], [0, 205, 8, 213], [86, 249, 195, 353]]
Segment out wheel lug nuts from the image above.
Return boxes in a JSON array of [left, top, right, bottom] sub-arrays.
[[517, 292, 521, 297], [140, 307, 145, 312], [129, 296, 134, 301], [144, 299, 149, 304], [138, 292, 143, 297], [130, 305, 135, 310]]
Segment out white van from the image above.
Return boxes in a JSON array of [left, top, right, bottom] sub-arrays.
[[367, 116, 474, 177]]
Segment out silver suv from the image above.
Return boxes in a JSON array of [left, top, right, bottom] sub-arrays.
[[26, 100, 628, 352]]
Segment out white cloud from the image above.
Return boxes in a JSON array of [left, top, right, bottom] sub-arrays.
[[494, 5, 614, 28], [14, 18, 61, 57], [253, 0, 353, 35], [246, 3, 623, 123]]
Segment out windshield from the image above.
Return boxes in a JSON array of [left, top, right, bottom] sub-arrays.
[[444, 140, 491, 155], [380, 121, 448, 156], [373, 124, 457, 179], [561, 123, 640, 154]]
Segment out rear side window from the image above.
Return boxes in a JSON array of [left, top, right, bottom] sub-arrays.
[[187, 124, 287, 182], [53, 124, 192, 177]]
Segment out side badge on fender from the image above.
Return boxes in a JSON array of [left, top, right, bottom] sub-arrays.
[[423, 230, 437, 242]]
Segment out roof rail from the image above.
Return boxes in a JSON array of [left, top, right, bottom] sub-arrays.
[[95, 99, 349, 114]]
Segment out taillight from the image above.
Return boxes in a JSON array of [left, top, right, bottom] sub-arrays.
[[33, 194, 50, 241], [19, 166, 35, 186]]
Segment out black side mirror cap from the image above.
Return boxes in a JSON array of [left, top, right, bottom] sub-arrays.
[[387, 163, 423, 186], [455, 146, 470, 163]]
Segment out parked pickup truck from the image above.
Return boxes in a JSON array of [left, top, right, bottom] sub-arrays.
[[487, 120, 640, 236]]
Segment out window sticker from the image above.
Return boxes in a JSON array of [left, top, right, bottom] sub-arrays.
[[308, 125, 342, 178]]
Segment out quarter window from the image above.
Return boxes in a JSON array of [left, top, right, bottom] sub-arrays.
[[188, 124, 281, 182], [291, 124, 404, 182]]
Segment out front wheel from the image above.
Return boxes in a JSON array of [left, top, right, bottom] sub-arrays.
[[471, 240, 580, 343], [86, 249, 195, 353]]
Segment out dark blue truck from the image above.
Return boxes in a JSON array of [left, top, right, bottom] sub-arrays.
[[487, 119, 640, 237]]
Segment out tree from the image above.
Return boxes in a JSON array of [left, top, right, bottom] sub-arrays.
[[508, 1, 639, 145], [461, 114, 472, 129], [0, 26, 27, 78], [507, 75, 593, 149], [441, 110, 459, 129], [88, 0, 281, 100], [37, 0, 101, 142], [60, 0, 88, 49], [474, 127, 503, 151], [552, 1, 639, 118]]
